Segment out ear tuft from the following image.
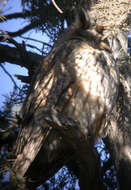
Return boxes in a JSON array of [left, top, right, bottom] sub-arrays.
[[73, 8, 90, 29]]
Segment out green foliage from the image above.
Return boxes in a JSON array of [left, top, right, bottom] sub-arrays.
[[96, 141, 117, 190], [22, 0, 81, 42], [0, 86, 27, 189], [42, 166, 79, 190], [0, 86, 27, 158]]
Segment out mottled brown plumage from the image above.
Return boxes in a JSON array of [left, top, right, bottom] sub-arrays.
[[13, 9, 119, 176]]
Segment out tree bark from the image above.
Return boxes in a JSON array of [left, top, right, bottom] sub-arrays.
[[25, 109, 105, 190], [104, 31, 131, 190], [105, 77, 131, 190]]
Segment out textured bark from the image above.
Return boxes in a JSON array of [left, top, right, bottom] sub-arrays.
[[22, 109, 105, 190], [105, 84, 131, 190], [26, 130, 73, 189], [104, 31, 131, 190]]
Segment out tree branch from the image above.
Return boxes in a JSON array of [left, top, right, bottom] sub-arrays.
[[0, 10, 37, 22], [0, 44, 44, 75], [25, 44, 43, 54], [8, 21, 39, 37], [0, 63, 19, 88], [20, 36, 52, 47], [14, 75, 30, 83], [0, 30, 23, 49]]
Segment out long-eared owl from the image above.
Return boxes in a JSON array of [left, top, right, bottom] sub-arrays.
[[55, 9, 119, 141], [15, 8, 119, 175], [20, 8, 119, 144]]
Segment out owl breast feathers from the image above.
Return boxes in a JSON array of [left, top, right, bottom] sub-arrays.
[[62, 40, 119, 140], [21, 8, 119, 143], [55, 9, 119, 141]]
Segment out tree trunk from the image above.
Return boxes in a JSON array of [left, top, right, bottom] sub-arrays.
[[105, 78, 131, 190], [104, 31, 131, 190]]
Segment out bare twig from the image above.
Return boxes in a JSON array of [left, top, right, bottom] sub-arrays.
[[0, 0, 8, 12], [0, 30, 22, 49], [6, 117, 18, 124], [20, 36, 52, 47], [20, 36, 45, 44], [14, 74, 30, 83], [51, 0, 63, 14], [7, 20, 39, 37], [0, 63, 19, 89], [0, 14, 6, 21], [26, 44, 42, 53]]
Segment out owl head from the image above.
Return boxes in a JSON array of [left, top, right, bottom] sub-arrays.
[[68, 8, 109, 51]]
